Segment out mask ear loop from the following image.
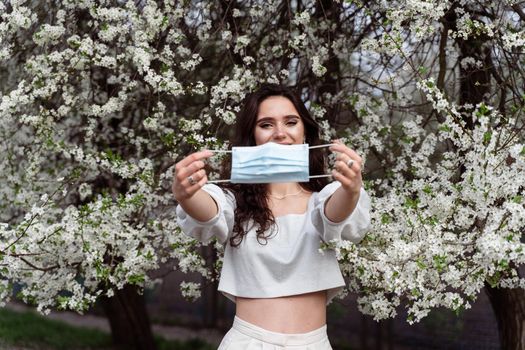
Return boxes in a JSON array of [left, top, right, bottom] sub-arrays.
[[206, 149, 233, 183], [307, 144, 336, 179], [206, 144, 337, 183]]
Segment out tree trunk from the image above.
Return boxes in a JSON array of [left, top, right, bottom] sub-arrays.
[[100, 284, 157, 350], [485, 285, 525, 350], [200, 245, 220, 328], [360, 313, 370, 350]]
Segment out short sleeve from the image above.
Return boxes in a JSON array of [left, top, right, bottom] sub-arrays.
[[176, 184, 235, 244], [311, 181, 371, 243]]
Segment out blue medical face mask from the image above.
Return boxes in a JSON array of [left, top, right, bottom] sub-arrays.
[[208, 142, 333, 184]]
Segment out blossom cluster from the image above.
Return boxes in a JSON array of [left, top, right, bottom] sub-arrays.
[[324, 0, 525, 322], [330, 96, 525, 322]]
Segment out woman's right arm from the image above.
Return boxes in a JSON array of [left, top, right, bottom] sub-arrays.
[[172, 150, 217, 221], [173, 150, 235, 243]]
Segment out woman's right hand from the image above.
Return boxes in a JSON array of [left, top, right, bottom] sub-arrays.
[[172, 150, 213, 201]]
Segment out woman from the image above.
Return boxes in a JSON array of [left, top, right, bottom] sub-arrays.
[[173, 84, 371, 349]]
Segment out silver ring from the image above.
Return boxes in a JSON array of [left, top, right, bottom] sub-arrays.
[[346, 159, 354, 169], [187, 175, 196, 186]]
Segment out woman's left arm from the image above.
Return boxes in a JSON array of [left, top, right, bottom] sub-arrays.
[[324, 140, 363, 223]]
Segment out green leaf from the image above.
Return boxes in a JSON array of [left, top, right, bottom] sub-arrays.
[[401, 136, 414, 144], [432, 254, 447, 272], [160, 62, 169, 73], [160, 132, 175, 146], [103, 149, 123, 165], [476, 103, 489, 117], [381, 213, 392, 224], [404, 197, 419, 209], [358, 108, 368, 117], [57, 295, 71, 310], [486, 271, 501, 288], [483, 131, 492, 145], [416, 259, 426, 269], [438, 124, 452, 132], [33, 78, 45, 88], [425, 216, 438, 226], [94, 262, 109, 280], [68, 40, 81, 49], [453, 299, 464, 316], [128, 274, 145, 284], [498, 259, 509, 269], [411, 288, 421, 297], [348, 94, 359, 107]]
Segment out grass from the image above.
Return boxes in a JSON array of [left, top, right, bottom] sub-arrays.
[[0, 307, 111, 349], [0, 308, 214, 350]]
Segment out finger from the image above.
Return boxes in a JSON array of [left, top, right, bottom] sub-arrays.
[[176, 160, 206, 180], [175, 150, 213, 171], [337, 156, 362, 173], [186, 172, 208, 195], [190, 169, 206, 184], [335, 152, 358, 163], [331, 144, 362, 162], [331, 169, 352, 187], [335, 154, 363, 172], [330, 139, 347, 149], [197, 174, 208, 187], [332, 169, 362, 193], [329, 140, 357, 155], [335, 161, 360, 178], [183, 168, 203, 186]]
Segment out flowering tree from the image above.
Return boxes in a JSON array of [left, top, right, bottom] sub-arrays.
[[1, 0, 524, 349], [328, 1, 525, 348]]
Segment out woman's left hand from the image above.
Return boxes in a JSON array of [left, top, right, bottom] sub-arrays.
[[329, 139, 363, 195]]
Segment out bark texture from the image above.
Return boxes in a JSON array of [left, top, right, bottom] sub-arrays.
[[101, 284, 157, 350], [485, 285, 525, 350]]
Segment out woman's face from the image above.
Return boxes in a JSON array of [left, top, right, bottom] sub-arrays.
[[253, 96, 305, 146]]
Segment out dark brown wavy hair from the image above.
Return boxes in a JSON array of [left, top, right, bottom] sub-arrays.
[[220, 84, 329, 247]]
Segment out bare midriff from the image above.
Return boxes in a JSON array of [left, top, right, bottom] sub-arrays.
[[235, 290, 327, 333]]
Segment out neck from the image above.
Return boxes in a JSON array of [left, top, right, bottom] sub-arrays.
[[267, 183, 304, 197]]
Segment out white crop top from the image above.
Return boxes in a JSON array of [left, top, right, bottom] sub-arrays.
[[176, 182, 371, 304]]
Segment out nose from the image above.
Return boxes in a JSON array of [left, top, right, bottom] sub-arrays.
[[272, 125, 286, 140]]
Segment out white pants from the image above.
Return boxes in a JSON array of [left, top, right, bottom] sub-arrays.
[[218, 316, 333, 350]]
